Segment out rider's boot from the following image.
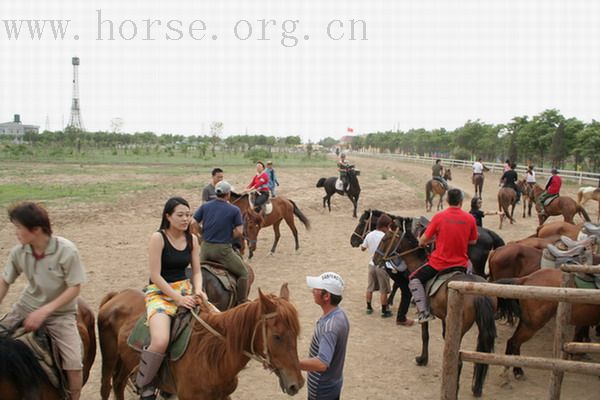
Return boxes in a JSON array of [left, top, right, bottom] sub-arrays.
[[135, 348, 165, 400], [409, 279, 435, 324], [236, 277, 249, 305]]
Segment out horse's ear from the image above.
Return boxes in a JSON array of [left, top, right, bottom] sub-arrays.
[[279, 283, 290, 301], [258, 288, 277, 313]]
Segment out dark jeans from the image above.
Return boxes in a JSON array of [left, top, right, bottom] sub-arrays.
[[409, 264, 438, 284], [387, 270, 411, 322], [254, 191, 269, 210]]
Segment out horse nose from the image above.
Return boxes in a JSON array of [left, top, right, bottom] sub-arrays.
[[287, 384, 299, 395]]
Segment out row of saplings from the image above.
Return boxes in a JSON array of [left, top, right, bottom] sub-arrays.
[[350, 208, 600, 397]]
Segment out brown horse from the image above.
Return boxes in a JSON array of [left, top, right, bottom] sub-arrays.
[[97, 284, 304, 400], [516, 179, 535, 218], [231, 193, 310, 259], [497, 187, 517, 229], [577, 186, 600, 222], [530, 184, 591, 225], [473, 173, 485, 198], [425, 169, 452, 212], [508, 234, 562, 250], [535, 221, 584, 240], [0, 298, 96, 400], [372, 219, 496, 398], [497, 268, 600, 380], [487, 244, 542, 282]]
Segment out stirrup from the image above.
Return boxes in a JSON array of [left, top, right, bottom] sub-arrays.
[[417, 312, 435, 324]]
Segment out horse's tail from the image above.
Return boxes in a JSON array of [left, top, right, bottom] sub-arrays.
[[577, 205, 591, 222], [290, 199, 311, 230], [425, 181, 432, 207], [316, 178, 326, 188], [494, 277, 523, 324], [0, 336, 47, 399], [499, 193, 513, 222], [472, 295, 497, 397], [577, 188, 584, 205]]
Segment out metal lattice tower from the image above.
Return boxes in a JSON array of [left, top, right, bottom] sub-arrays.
[[67, 57, 85, 131]]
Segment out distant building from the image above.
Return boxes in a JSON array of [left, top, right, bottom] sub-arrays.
[[0, 114, 39, 136]]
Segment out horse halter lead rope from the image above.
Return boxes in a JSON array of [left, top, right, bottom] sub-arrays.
[[190, 308, 279, 369]]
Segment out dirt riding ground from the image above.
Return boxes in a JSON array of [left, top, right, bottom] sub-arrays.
[[1, 155, 599, 399]]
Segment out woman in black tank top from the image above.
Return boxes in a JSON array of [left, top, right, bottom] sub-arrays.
[[136, 197, 208, 399]]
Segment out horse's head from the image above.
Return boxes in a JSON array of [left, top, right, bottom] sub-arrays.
[[372, 217, 425, 270], [257, 284, 304, 395], [444, 168, 452, 181], [351, 209, 374, 247], [243, 210, 264, 254]]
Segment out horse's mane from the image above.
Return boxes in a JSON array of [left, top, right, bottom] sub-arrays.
[[244, 209, 264, 225], [0, 336, 47, 399], [196, 294, 300, 367]]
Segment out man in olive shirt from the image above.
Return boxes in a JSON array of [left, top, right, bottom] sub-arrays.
[[201, 167, 224, 203], [0, 202, 86, 400], [432, 159, 448, 189]]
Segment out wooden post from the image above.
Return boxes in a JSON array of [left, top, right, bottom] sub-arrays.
[[441, 288, 464, 400], [548, 271, 574, 400]]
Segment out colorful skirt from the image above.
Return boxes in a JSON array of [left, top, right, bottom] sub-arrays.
[[143, 279, 192, 321]]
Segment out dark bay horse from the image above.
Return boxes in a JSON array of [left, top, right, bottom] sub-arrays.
[[372, 219, 496, 398], [530, 184, 591, 225], [231, 193, 310, 259], [473, 174, 484, 198], [497, 187, 517, 229], [425, 169, 452, 212], [350, 209, 402, 248], [497, 268, 600, 380], [98, 284, 304, 400], [0, 298, 96, 400], [516, 179, 535, 218], [316, 168, 361, 218]]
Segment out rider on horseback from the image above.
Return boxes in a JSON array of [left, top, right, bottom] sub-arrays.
[[245, 161, 270, 213], [472, 157, 487, 183], [500, 162, 521, 204], [337, 153, 353, 193], [409, 189, 478, 323], [432, 159, 448, 190], [537, 168, 562, 217], [193, 181, 249, 305], [0, 202, 86, 400]]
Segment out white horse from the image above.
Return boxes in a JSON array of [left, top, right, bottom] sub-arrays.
[[577, 186, 600, 222]]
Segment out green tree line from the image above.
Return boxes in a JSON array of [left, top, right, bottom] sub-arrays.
[[349, 109, 600, 171]]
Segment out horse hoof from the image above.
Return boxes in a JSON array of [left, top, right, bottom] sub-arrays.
[[415, 356, 428, 366], [513, 369, 525, 380], [268, 252, 274, 257]]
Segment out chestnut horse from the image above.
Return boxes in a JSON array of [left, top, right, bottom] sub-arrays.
[[232, 193, 310, 259], [487, 244, 542, 282], [425, 169, 452, 212], [0, 298, 96, 400], [535, 221, 584, 240], [516, 179, 535, 218], [577, 186, 600, 222], [473, 173, 485, 198], [97, 284, 304, 400], [530, 184, 591, 225], [372, 219, 496, 398], [496, 268, 600, 380], [497, 187, 517, 229]]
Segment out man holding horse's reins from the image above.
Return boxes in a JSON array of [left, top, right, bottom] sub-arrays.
[[432, 159, 448, 189], [409, 189, 478, 323], [0, 202, 86, 400], [193, 181, 249, 305], [537, 168, 562, 217], [337, 153, 353, 193], [501, 162, 522, 204]]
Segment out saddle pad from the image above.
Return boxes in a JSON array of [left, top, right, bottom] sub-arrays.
[[335, 179, 344, 191], [264, 203, 273, 214], [14, 328, 64, 391], [127, 311, 194, 362], [543, 194, 559, 207], [575, 275, 599, 290], [426, 270, 464, 297]]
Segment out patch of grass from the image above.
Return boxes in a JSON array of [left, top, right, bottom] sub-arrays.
[[0, 181, 156, 207]]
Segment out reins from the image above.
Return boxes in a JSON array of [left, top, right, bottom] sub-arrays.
[[351, 210, 373, 241], [190, 306, 279, 368]]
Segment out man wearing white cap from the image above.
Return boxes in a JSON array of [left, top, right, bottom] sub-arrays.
[[300, 272, 350, 400]]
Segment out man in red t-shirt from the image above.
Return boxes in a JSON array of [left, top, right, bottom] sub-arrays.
[[409, 188, 478, 323], [537, 168, 562, 216]]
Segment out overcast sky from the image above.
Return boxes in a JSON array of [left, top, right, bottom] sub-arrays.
[[1, 1, 599, 142]]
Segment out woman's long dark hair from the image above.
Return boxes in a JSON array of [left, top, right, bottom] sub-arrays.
[[159, 197, 193, 252]]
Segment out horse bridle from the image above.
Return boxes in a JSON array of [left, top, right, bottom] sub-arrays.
[[351, 210, 373, 242], [375, 222, 424, 263], [190, 307, 279, 370]]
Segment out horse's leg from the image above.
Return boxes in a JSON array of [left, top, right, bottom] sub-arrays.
[[415, 321, 429, 366], [112, 359, 131, 400], [322, 195, 327, 210], [271, 220, 282, 254], [352, 194, 359, 218], [505, 320, 538, 380], [99, 329, 119, 400], [283, 212, 300, 251]]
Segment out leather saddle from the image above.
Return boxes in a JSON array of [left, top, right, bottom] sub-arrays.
[[583, 222, 600, 237], [201, 261, 239, 310], [249, 193, 273, 214], [425, 268, 465, 297]]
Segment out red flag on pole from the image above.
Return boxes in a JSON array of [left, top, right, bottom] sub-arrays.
[[347, 127, 354, 133]]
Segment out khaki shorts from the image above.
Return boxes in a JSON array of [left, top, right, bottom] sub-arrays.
[[367, 264, 391, 293], [0, 303, 83, 370]]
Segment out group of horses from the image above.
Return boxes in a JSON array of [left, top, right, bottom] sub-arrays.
[[350, 208, 600, 397]]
